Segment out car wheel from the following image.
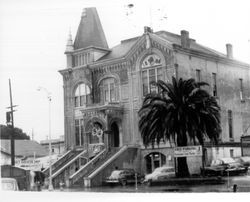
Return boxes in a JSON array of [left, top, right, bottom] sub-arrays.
[[121, 180, 127, 186]]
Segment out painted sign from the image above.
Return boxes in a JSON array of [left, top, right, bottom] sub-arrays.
[[174, 145, 202, 157]]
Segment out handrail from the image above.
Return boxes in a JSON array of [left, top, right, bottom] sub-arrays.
[[88, 145, 128, 179], [51, 150, 87, 179], [69, 149, 107, 184], [43, 150, 71, 174]]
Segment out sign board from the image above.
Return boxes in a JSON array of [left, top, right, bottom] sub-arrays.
[[174, 145, 202, 157]]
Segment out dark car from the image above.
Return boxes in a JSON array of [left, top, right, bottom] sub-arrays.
[[203, 158, 247, 176], [234, 156, 250, 168], [105, 169, 144, 186]]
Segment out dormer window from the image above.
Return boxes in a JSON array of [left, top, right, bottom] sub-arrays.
[[74, 83, 91, 107], [141, 54, 163, 96]]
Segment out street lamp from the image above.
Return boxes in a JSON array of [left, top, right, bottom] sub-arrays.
[[37, 86, 53, 191]]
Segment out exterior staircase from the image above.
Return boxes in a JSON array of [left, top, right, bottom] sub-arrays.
[[70, 145, 140, 187], [42, 149, 86, 187], [69, 147, 120, 186], [43, 145, 140, 188]]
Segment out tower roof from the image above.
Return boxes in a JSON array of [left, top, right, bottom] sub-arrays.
[[74, 7, 109, 50]]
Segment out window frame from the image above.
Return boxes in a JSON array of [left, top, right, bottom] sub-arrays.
[[75, 118, 84, 146], [74, 83, 91, 108], [195, 69, 201, 82], [228, 110, 233, 141], [99, 77, 119, 103], [212, 73, 217, 97], [141, 54, 163, 96]]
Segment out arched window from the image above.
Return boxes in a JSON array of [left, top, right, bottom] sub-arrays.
[[74, 83, 91, 107], [99, 77, 119, 103], [141, 54, 163, 96]]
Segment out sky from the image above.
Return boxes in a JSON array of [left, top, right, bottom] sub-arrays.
[[0, 0, 250, 142]]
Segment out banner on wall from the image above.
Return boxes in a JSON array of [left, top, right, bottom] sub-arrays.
[[174, 145, 202, 157]]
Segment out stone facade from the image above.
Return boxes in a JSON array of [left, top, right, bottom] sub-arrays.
[[59, 8, 250, 174]]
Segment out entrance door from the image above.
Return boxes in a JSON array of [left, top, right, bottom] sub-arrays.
[[110, 122, 120, 147], [145, 152, 166, 173]]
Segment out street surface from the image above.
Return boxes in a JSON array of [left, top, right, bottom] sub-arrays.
[[48, 176, 250, 193]]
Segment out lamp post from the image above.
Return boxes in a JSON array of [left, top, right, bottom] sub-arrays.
[[37, 86, 53, 191]]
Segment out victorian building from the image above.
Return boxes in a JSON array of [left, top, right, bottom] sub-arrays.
[[54, 7, 250, 187]]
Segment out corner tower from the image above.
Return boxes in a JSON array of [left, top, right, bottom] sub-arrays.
[[65, 7, 110, 68]]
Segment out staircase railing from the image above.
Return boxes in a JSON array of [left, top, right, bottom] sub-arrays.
[[43, 150, 71, 176], [51, 150, 87, 179], [69, 148, 108, 185], [87, 146, 128, 179]]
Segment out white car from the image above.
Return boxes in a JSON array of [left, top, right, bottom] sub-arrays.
[[144, 166, 175, 185], [1, 178, 19, 191]]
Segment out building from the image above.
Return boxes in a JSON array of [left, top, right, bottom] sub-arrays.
[[1, 139, 49, 170], [56, 7, 250, 187], [0, 146, 11, 165], [40, 135, 65, 155]]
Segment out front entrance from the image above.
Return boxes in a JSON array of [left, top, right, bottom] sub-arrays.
[[145, 152, 166, 173], [110, 122, 120, 147]]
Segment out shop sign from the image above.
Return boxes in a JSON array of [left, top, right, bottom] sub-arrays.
[[174, 145, 202, 157]]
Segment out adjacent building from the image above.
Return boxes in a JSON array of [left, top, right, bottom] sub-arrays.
[[59, 7, 250, 176], [1, 139, 49, 170], [40, 135, 65, 155]]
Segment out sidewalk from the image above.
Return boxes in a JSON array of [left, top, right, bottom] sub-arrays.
[[150, 176, 225, 186]]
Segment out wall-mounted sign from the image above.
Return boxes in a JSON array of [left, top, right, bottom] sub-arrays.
[[174, 145, 202, 157]]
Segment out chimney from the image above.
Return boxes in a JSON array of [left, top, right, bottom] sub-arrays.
[[181, 30, 190, 49], [226, 43, 233, 59], [144, 26, 153, 34]]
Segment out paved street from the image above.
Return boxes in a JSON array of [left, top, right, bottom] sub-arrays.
[[48, 176, 249, 193]]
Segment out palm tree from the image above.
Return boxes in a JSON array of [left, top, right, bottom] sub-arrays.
[[138, 77, 221, 177]]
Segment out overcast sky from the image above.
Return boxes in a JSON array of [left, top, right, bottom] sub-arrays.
[[0, 0, 250, 142]]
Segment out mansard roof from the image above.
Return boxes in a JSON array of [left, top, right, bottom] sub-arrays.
[[74, 7, 109, 50]]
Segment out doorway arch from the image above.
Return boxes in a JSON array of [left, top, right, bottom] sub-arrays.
[[110, 122, 120, 147]]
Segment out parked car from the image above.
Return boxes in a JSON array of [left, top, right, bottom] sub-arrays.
[[1, 178, 19, 191], [234, 156, 250, 168], [143, 166, 175, 185], [105, 169, 143, 186], [203, 157, 247, 176]]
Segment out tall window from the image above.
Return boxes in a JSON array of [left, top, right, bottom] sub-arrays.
[[74, 83, 91, 107], [174, 64, 178, 80], [75, 119, 84, 146], [212, 73, 217, 97], [230, 149, 234, 158], [99, 78, 118, 103], [196, 69, 201, 82], [239, 78, 244, 100], [141, 54, 163, 96], [228, 110, 233, 140]]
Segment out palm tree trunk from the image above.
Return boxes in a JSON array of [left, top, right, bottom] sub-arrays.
[[176, 130, 190, 177], [177, 157, 190, 177]]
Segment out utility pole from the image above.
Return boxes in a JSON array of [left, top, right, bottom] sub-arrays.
[[6, 79, 17, 166]]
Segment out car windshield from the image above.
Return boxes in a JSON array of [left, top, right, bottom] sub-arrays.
[[2, 181, 15, 190], [109, 170, 123, 178], [161, 168, 175, 173], [153, 167, 174, 173], [241, 157, 250, 162], [221, 158, 236, 164]]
